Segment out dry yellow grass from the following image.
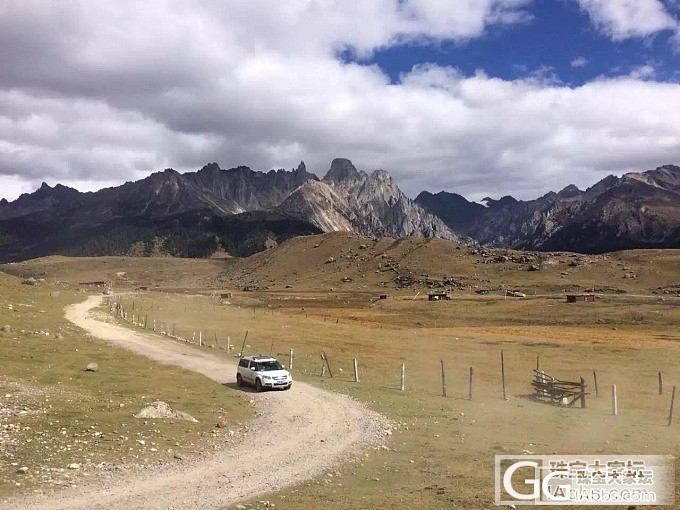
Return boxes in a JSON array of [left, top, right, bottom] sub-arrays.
[[2, 235, 679, 509], [114, 287, 680, 510]]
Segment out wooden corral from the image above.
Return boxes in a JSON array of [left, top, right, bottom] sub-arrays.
[[566, 294, 595, 303], [220, 292, 233, 299], [379, 294, 388, 300], [532, 369, 587, 407], [428, 292, 450, 301]]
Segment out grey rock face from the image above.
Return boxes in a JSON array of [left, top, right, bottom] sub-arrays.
[[280, 159, 462, 241]]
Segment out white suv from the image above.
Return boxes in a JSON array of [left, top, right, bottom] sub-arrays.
[[236, 355, 292, 392]]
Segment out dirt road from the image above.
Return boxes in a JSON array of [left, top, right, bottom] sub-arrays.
[[4, 296, 388, 510]]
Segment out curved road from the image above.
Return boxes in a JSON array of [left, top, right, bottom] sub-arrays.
[[3, 296, 387, 510]]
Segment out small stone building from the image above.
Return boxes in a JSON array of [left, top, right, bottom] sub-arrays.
[[566, 294, 595, 303]]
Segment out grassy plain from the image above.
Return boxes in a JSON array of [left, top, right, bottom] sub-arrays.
[[0, 271, 252, 498], [108, 287, 680, 510], [3, 234, 679, 509]]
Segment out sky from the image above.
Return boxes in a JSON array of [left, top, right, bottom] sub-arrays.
[[1, 0, 679, 203]]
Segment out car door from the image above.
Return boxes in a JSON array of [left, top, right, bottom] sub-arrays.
[[238, 359, 248, 382], [247, 360, 258, 383]]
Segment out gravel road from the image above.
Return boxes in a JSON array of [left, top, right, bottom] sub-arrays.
[[2, 295, 389, 510]]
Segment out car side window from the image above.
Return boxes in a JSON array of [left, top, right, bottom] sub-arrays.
[[238, 359, 248, 368], [250, 361, 258, 370]]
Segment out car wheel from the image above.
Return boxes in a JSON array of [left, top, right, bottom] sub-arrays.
[[236, 373, 243, 387], [255, 378, 263, 392], [284, 383, 292, 391]]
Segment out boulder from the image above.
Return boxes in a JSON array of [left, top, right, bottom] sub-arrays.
[[1, 325, 11, 333], [85, 362, 99, 372], [22, 277, 37, 286]]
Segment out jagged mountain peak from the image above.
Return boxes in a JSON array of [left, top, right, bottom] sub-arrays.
[[280, 160, 461, 242], [557, 184, 582, 198], [621, 164, 680, 191], [197, 162, 222, 174], [369, 168, 394, 184], [481, 196, 518, 208], [324, 158, 364, 184]]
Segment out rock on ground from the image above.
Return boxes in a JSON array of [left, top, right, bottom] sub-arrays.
[[85, 363, 99, 372], [134, 401, 198, 422]]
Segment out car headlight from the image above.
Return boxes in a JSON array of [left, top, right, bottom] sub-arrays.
[[262, 375, 271, 380]]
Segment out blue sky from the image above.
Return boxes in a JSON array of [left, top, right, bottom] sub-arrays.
[[360, 1, 680, 86], [1, 0, 679, 202]]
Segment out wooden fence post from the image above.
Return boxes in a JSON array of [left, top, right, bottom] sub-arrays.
[[468, 366, 475, 400], [353, 358, 359, 382], [658, 372, 663, 395], [440, 359, 447, 397], [322, 350, 333, 378], [400, 363, 405, 391], [289, 349, 293, 370], [227, 335, 231, 352], [501, 350, 507, 400], [153, 319, 156, 332], [580, 377, 586, 408], [239, 330, 248, 357], [199, 331, 202, 347], [536, 355, 540, 371], [593, 370, 599, 397], [612, 384, 618, 416], [668, 386, 676, 426], [144, 315, 148, 329]]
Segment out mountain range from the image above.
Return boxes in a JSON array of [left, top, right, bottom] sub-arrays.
[[415, 164, 680, 253], [0, 160, 678, 262]]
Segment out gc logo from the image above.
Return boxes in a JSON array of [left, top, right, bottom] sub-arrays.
[[500, 460, 570, 503]]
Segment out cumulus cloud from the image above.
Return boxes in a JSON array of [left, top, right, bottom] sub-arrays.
[[0, 0, 679, 202], [575, 0, 677, 40]]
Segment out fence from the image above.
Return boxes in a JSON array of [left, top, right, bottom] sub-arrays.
[[104, 295, 677, 425]]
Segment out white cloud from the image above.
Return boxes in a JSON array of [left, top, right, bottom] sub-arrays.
[[576, 0, 677, 40], [570, 56, 589, 68], [0, 0, 678, 203], [629, 64, 656, 79]]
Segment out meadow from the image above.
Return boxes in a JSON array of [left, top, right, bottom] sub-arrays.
[[2, 235, 679, 508]]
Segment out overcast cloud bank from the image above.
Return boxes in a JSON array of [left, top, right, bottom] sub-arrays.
[[1, 0, 679, 202]]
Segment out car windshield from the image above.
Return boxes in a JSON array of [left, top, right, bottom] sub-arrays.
[[257, 360, 283, 371]]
